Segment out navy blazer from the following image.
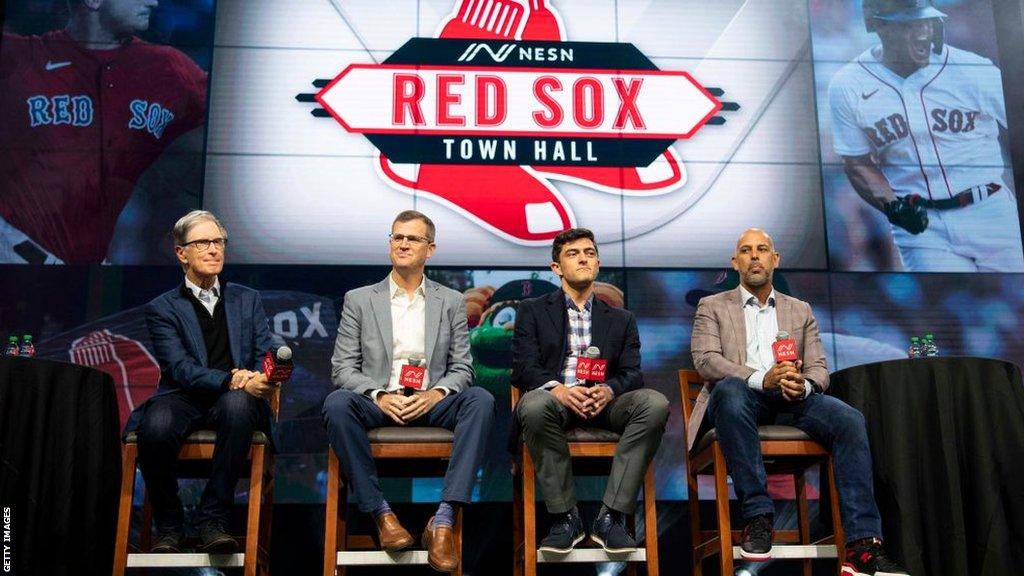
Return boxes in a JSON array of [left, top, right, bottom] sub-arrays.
[[511, 289, 644, 398], [124, 281, 276, 433]]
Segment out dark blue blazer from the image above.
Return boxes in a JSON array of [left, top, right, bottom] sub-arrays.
[[124, 281, 276, 434]]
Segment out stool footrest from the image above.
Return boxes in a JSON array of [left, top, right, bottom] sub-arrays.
[[126, 552, 246, 567], [334, 550, 431, 565], [537, 548, 647, 563], [730, 544, 838, 559]]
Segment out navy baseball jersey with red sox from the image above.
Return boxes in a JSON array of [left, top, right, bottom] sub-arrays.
[[0, 30, 208, 264], [829, 44, 1023, 271]]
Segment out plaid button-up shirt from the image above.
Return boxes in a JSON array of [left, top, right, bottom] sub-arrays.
[[561, 293, 594, 387]]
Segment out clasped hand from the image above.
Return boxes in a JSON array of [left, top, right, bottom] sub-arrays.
[[551, 384, 613, 419], [230, 368, 275, 399], [376, 389, 445, 424], [762, 360, 806, 401]]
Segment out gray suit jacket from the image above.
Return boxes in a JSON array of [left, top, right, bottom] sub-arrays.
[[688, 287, 829, 450], [331, 276, 474, 396]]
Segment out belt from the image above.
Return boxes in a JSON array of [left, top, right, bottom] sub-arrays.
[[919, 183, 1001, 210]]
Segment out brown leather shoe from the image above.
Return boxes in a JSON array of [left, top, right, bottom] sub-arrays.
[[375, 512, 414, 551], [422, 516, 459, 572]]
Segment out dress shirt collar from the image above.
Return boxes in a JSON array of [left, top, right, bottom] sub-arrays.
[[389, 273, 426, 301], [563, 291, 594, 313], [739, 285, 776, 309], [184, 276, 220, 301]]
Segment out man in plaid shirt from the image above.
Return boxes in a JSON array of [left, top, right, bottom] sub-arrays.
[[511, 228, 670, 554]]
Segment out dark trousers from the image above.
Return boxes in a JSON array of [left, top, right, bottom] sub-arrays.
[[136, 389, 271, 531], [322, 387, 495, 513], [516, 388, 669, 515], [706, 376, 882, 542]]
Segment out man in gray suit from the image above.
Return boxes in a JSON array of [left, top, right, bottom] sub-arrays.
[[690, 228, 907, 576], [323, 210, 494, 572]]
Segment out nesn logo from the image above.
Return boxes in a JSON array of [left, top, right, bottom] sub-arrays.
[[456, 42, 574, 63]]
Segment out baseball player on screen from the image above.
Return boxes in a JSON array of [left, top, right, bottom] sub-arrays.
[[828, 0, 1024, 272], [0, 0, 208, 264]]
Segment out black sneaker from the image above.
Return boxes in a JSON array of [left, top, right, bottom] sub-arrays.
[[538, 511, 585, 554], [590, 509, 637, 553], [739, 514, 773, 561], [150, 527, 183, 553], [198, 522, 238, 554], [843, 538, 910, 576]]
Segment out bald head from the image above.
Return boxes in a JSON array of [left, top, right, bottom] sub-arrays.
[[732, 228, 779, 294], [735, 228, 775, 253]]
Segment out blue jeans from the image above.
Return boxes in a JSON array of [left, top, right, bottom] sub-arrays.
[[705, 377, 882, 542]]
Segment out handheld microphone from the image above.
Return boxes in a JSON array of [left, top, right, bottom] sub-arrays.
[[575, 346, 608, 387], [263, 346, 294, 385], [772, 331, 798, 363], [400, 353, 427, 396]]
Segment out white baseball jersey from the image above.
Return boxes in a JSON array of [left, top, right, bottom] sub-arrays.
[[829, 44, 1006, 201]]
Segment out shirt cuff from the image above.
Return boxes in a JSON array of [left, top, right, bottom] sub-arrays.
[[747, 370, 766, 391], [433, 386, 452, 397], [803, 379, 815, 399], [368, 389, 386, 401], [541, 380, 562, 391]]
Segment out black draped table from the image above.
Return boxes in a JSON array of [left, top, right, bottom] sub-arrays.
[[0, 356, 121, 576], [829, 357, 1024, 576]]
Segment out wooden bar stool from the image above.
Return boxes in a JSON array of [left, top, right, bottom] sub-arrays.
[[112, 392, 278, 576], [678, 369, 845, 576], [510, 387, 659, 576], [323, 427, 463, 576]]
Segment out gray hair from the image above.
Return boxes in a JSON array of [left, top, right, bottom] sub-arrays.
[[172, 210, 227, 246]]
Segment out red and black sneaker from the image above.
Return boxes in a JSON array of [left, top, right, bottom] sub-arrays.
[[843, 537, 910, 576], [739, 514, 773, 561]]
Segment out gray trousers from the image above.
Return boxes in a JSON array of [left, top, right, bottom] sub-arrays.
[[517, 387, 669, 515]]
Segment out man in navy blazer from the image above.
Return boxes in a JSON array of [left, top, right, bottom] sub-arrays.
[[130, 210, 277, 554], [323, 210, 493, 572], [511, 228, 669, 554]]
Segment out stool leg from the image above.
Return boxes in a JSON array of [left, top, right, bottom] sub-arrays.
[[513, 458, 525, 576], [324, 451, 340, 576], [523, 449, 537, 576], [258, 453, 275, 576], [687, 465, 703, 576], [796, 470, 811, 576], [826, 457, 846, 575], [712, 445, 733, 575], [112, 443, 138, 576], [244, 445, 264, 576], [643, 464, 659, 576]]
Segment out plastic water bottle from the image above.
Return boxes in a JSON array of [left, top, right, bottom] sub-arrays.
[[923, 334, 939, 357], [19, 334, 35, 358], [907, 336, 921, 359], [4, 336, 20, 356]]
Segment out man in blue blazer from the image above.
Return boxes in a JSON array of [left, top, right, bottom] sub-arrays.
[[511, 228, 669, 554], [129, 210, 277, 554], [323, 210, 493, 572]]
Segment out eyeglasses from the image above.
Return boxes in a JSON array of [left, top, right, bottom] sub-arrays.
[[389, 233, 432, 246], [182, 238, 228, 251]]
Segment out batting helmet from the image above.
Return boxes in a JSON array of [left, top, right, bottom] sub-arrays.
[[863, 0, 947, 53]]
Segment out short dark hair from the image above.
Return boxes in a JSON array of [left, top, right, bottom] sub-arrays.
[[392, 210, 435, 242], [551, 228, 597, 262]]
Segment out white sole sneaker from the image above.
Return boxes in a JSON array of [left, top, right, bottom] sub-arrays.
[[537, 532, 586, 554], [739, 548, 772, 561]]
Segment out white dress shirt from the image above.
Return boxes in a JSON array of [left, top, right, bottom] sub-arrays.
[[740, 285, 811, 398], [384, 274, 430, 394], [185, 276, 220, 316]]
